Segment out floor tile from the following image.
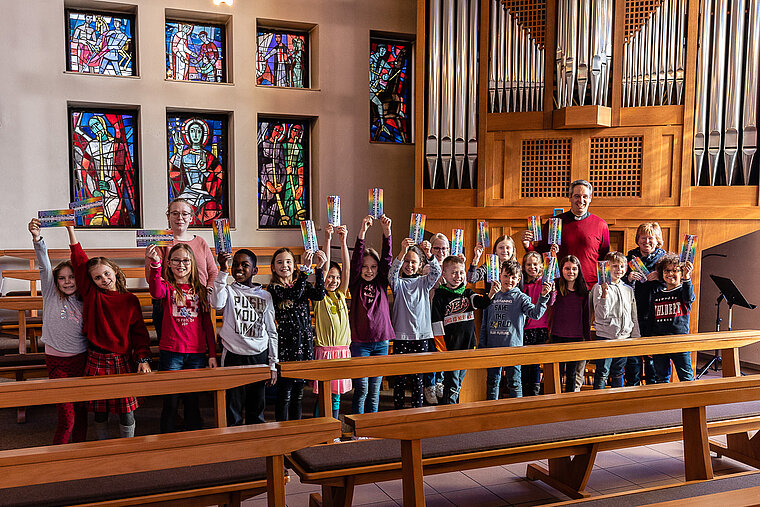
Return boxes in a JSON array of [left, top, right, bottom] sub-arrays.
[[593, 450, 638, 468], [646, 457, 686, 479], [424, 471, 481, 493], [376, 478, 437, 500], [352, 483, 395, 505], [486, 478, 557, 504], [645, 441, 685, 458], [606, 463, 674, 484], [585, 468, 637, 491], [284, 473, 321, 494], [463, 465, 523, 486], [612, 445, 671, 463], [501, 462, 532, 478], [354, 500, 401, 507], [419, 493, 455, 506], [442, 486, 508, 507]]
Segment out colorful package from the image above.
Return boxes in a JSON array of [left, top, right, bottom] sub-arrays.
[[136, 230, 174, 247], [213, 218, 232, 254], [300, 220, 319, 253], [486, 254, 500, 283], [628, 257, 650, 277], [409, 213, 426, 244], [368, 188, 383, 218], [477, 221, 490, 248], [38, 209, 76, 228], [548, 218, 562, 245], [679, 234, 697, 264], [528, 215, 542, 242], [451, 228, 464, 256], [327, 195, 341, 226], [542, 252, 560, 282], [597, 260, 612, 285]]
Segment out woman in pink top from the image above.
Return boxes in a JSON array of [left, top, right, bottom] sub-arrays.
[[146, 243, 216, 433]]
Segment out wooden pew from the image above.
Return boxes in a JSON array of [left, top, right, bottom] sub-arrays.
[[279, 330, 760, 420], [344, 375, 760, 507], [0, 364, 338, 506], [0, 364, 273, 428]]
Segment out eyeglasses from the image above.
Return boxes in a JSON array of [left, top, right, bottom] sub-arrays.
[[663, 268, 681, 274], [169, 212, 193, 219], [170, 259, 192, 266], [431, 246, 448, 252]]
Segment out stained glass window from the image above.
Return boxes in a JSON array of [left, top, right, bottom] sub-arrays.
[[256, 30, 308, 88], [167, 113, 229, 226], [69, 109, 139, 227], [370, 38, 412, 143], [165, 21, 226, 82], [257, 119, 310, 228], [66, 10, 135, 76]]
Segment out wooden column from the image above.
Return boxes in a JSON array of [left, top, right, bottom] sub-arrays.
[[318, 380, 333, 418], [543, 362, 561, 394], [682, 406, 713, 481], [266, 454, 286, 507], [214, 389, 227, 428], [720, 348, 741, 377], [401, 439, 425, 507]]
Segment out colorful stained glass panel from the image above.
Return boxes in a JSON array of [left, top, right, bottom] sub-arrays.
[[167, 114, 229, 226], [257, 119, 310, 228], [370, 38, 412, 143], [66, 10, 135, 76], [165, 21, 226, 82], [256, 30, 308, 88], [69, 109, 139, 227]]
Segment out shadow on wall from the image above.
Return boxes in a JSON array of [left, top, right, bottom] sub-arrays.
[[699, 230, 760, 366]]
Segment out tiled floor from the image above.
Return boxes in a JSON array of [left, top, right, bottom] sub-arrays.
[[243, 437, 757, 506]]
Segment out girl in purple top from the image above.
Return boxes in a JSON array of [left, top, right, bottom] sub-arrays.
[[551, 255, 590, 393], [349, 214, 394, 414]]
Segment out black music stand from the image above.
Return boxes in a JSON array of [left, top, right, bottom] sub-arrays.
[[696, 275, 756, 378]]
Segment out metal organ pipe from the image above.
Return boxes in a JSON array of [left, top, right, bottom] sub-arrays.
[[693, 0, 712, 185], [742, 0, 759, 184], [425, 0, 442, 188], [467, 0, 478, 187], [440, 0, 455, 189], [724, 0, 746, 185], [707, 0, 728, 186], [454, 0, 469, 189]]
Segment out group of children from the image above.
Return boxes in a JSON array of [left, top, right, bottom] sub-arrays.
[[30, 198, 697, 444]]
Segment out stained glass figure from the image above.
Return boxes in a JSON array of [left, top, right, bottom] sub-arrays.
[[256, 30, 308, 88], [69, 109, 139, 227], [167, 114, 229, 226], [66, 10, 135, 76], [369, 38, 412, 143], [165, 21, 226, 82], [258, 119, 309, 228]]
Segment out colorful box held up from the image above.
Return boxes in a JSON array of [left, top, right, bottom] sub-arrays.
[[451, 228, 464, 256], [409, 213, 426, 244], [368, 188, 383, 219], [136, 230, 174, 247]]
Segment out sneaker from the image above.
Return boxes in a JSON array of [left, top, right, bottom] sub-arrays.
[[435, 382, 444, 399], [424, 386, 438, 405]]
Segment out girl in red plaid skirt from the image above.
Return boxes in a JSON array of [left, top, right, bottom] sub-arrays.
[[68, 227, 152, 439]]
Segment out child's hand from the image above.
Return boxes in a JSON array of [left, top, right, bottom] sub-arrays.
[[218, 252, 233, 271], [600, 283, 608, 298], [145, 245, 162, 265], [420, 240, 432, 259], [324, 224, 334, 243], [550, 244, 560, 254], [646, 271, 659, 281], [314, 250, 327, 269], [359, 215, 373, 239], [302, 250, 314, 268], [682, 261, 693, 280], [541, 281, 554, 296], [208, 357, 217, 369], [337, 225, 348, 241], [138, 362, 151, 373], [521, 230, 534, 249], [488, 280, 501, 298], [473, 244, 484, 263], [267, 370, 278, 386], [28, 218, 42, 242], [380, 214, 392, 236], [628, 271, 644, 283], [398, 237, 414, 259], [457, 253, 467, 264]]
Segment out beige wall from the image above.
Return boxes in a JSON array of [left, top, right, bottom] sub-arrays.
[[0, 0, 415, 260]]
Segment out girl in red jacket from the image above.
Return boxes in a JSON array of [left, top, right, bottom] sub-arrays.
[[67, 227, 151, 439]]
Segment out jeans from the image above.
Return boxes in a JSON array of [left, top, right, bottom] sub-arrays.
[[486, 366, 522, 399], [159, 350, 206, 432], [222, 349, 269, 425], [553, 336, 584, 392], [423, 339, 443, 388], [314, 393, 341, 419], [521, 364, 542, 396], [642, 355, 656, 384], [441, 369, 467, 404], [625, 356, 642, 386], [653, 352, 695, 383], [593, 357, 626, 389], [276, 377, 305, 421], [351, 340, 389, 414]]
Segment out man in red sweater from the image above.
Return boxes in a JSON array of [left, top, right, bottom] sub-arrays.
[[523, 179, 610, 290]]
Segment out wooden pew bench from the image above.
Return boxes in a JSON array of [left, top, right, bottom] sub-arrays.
[[552, 470, 760, 506], [342, 376, 760, 506], [0, 364, 339, 506]]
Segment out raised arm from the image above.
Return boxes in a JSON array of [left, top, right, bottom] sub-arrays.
[[30, 219, 55, 299], [337, 225, 350, 294], [209, 252, 233, 310], [323, 225, 333, 282], [67, 226, 93, 297], [146, 245, 170, 300]]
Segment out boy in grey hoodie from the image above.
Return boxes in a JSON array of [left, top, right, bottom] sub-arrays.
[[479, 260, 553, 399], [211, 249, 278, 425]]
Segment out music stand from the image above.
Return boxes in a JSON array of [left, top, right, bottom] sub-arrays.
[[696, 275, 756, 378]]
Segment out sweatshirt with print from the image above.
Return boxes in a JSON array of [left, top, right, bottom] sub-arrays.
[[479, 288, 549, 348], [389, 256, 441, 340]]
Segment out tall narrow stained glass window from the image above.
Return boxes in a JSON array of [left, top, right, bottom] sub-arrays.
[[165, 21, 226, 82], [256, 30, 308, 88], [369, 37, 412, 143], [66, 10, 135, 76], [69, 109, 140, 227], [257, 119, 310, 228], [167, 113, 229, 226]]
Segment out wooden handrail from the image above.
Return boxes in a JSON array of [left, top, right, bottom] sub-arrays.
[[1, 246, 305, 261], [2, 265, 273, 282]]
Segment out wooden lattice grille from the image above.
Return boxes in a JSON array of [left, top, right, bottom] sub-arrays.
[[502, 0, 546, 47], [589, 136, 643, 197], [624, 0, 662, 39], [521, 138, 571, 198]]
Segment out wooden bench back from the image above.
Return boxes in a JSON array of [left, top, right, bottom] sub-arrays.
[[1, 246, 306, 262]]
